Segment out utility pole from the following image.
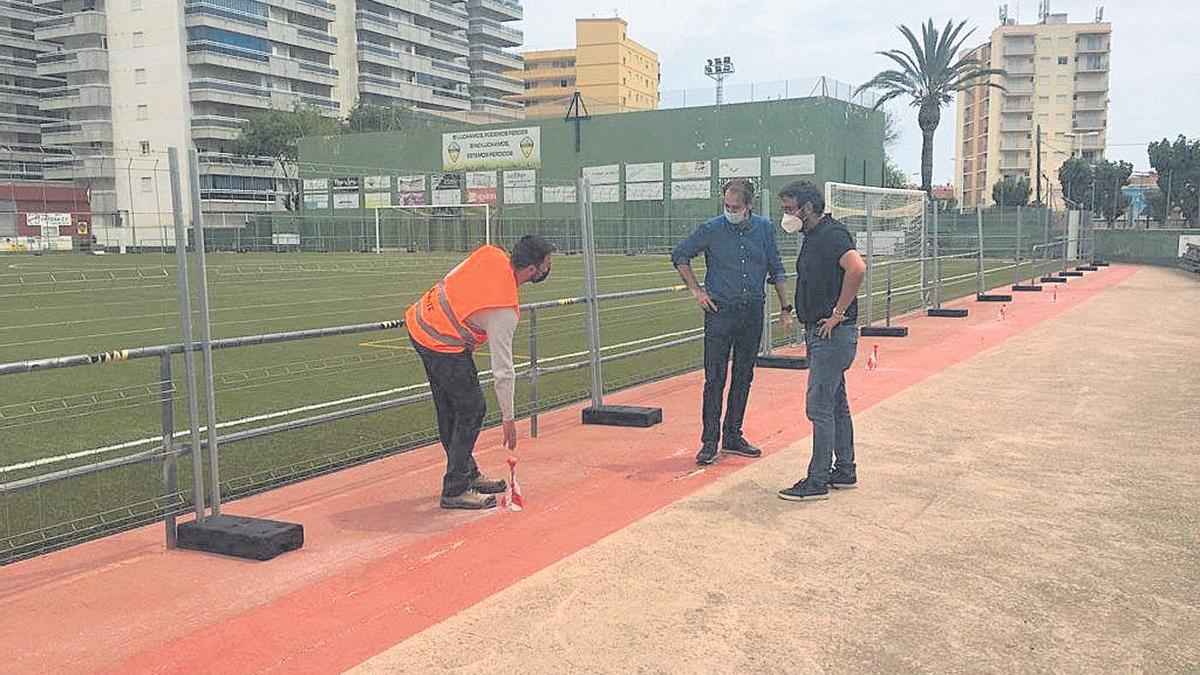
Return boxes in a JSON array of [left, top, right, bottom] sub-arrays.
[[1035, 124, 1043, 205]]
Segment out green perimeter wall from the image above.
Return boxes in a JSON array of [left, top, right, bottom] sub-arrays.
[[236, 96, 885, 254], [1095, 228, 1200, 266]]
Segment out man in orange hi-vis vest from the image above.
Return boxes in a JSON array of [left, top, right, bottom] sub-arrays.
[[406, 234, 555, 510]]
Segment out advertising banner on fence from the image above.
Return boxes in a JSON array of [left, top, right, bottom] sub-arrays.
[[626, 162, 664, 183], [466, 171, 498, 205], [543, 185, 577, 203], [672, 161, 711, 180], [769, 154, 816, 176], [627, 182, 664, 201], [398, 175, 426, 205], [443, 127, 541, 171], [364, 192, 392, 209], [303, 193, 330, 210], [583, 164, 620, 185], [433, 172, 463, 206], [672, 180, 710, 200], [503, 170, 536, 205]]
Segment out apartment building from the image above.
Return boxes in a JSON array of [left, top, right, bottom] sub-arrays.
[[955, 12, 1111, 208], [32, 0, 524, 247], [1, 0, 66, 182], [511, 17, 658, 119]]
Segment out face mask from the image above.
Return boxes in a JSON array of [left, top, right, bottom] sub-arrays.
[[530, 265, 551, 283], [781, 212, 803, 234], [724, 209, 747, 226]]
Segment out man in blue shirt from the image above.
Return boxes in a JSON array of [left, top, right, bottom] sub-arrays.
[[672, 178, 793, 466]]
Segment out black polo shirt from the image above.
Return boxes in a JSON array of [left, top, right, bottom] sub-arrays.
[[794, 214, 859, 324]]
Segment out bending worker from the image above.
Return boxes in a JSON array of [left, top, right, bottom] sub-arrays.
[[672, 178, 793, 466], [405, 234, 555, 510]]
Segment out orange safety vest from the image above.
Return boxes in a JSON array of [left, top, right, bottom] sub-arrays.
[[406, 244, 520, 353]]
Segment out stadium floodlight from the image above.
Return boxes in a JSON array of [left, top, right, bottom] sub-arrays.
[[704, 55, 735, 105]]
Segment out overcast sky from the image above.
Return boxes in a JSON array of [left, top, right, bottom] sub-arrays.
[[520, 0, 1198, 183]]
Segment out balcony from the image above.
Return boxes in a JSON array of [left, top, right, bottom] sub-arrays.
[[431, 60, 472, 83], [1002, 41, 1035, 55], [468, 17, 522, 47], [1000, 119, 1033, 132], [35, 10, 107, 41], [470, 44, 522, 72], [42, 119, 113, 146], [358, 73, 435, 105], [36, 48, 108, 76], [1076, 35, 1110, 53], [43, 155, 116, 181], [1004, 61, 1034, 76], [472, 71, 523, 96], [999, 136, 1031, 151], [998, 154, 1031, 171], [1075, 74, 1108, 92], [467, 0, 522, 21], [430, 31, 471, 57], [1076, 59, 1109, 73], [1073, 97, 1106, 112], [40, 84, 112, 111], [1001, 98, 1033, 113], [189, 78, 272, 108], [1005, 77, 1034, 94], [191, 114, 246, 141], [425, 0, 469, 30], [1073, 115, 1106, 131]]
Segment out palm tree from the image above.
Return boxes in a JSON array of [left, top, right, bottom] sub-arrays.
[[856, 19, 1006, 197]]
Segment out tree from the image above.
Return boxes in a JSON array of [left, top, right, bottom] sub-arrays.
[[1057, 157, 1132, 224], [856, 19, 1005, 197], [233, 106, 342, 210], [1058, 157, 1092, 208], [1147, 135, 1200, 225], [992, 176, 1030, 206], [880, 111, 908, 188], [345, 101, 426, 133]]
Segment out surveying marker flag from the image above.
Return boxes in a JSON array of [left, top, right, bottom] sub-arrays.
[[866, 344, 879, 371], [498, 454, 524, 512]]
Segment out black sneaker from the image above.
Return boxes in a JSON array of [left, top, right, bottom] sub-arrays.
[[721, 437, 762, 458], [695, 444, 719, 466], [827, 469, 857, 490], [778, 479, 830, 501]]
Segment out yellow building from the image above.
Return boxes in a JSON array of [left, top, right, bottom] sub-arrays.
[[955, 13, 1111, 208], [509, 18, 659, 119]]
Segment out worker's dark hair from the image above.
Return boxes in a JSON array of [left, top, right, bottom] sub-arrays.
[[511, 234, 556, 269], [778, 180, 825, 214], [722, 178, 756, 207]]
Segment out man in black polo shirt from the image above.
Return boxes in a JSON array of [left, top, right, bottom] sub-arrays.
[[776, 180, 867, 501], [672, 179, 793, 466]]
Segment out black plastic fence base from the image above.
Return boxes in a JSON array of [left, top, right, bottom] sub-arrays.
[[927, 308, 969, 318], [860, 325, 908, 337], [1012, 284, 1043, 292], [582, 405, 662, 428], [1094, 260, 1111, 266], [1061, 270, 1085, 277], [176, 514, 304, 561], [756, 354, 809, 370], [1041, 276, 1068, 283], [1077, 265, 1099, 271], [977, 293, 1013, 302]]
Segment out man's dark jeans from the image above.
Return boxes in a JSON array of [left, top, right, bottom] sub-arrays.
[[803, 322, 858, 485], [701, 300, 764, 447], [411, 336, 485, 498]]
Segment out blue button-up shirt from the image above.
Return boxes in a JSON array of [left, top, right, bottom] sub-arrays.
[[671, 213, 787, 306]]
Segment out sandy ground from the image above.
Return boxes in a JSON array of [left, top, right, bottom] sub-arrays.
[[351, 266, 1200, 674]]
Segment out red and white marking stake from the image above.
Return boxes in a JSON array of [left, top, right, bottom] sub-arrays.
[[1052, 286, 1058, 302], [498, 455, 524, 511], [997, 304, 1007, 321], [866, 344, 879, 371]]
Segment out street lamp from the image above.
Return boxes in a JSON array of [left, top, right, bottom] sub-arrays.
[[704, 56, 735, 105]]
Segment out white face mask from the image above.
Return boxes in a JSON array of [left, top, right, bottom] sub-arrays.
[[724, 208, 747, 225], [781, 212, 803, 233]]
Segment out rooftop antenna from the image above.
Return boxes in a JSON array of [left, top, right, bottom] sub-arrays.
[[1095, 6, 1104, 22], [999, 4, 1009, 25], [1038, 0, 1050, 23]]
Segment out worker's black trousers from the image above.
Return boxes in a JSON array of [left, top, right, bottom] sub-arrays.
[[410, 336, 485, 498]]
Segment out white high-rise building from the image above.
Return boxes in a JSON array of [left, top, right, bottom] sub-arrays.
[[32, 0, 524, 248], [1, 0, 66, 182]]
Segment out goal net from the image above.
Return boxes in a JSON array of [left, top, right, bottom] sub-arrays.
[[371, 204, 491, 254], [825, 182, 929, 324]]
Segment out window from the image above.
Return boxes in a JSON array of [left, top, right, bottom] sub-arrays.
[[560, 79, 567, 87], [1056, 75, 1068, 85], [135, 68, 147, 84], [140, 176, 153, 193], [1056, 94, 1068, 104], [133, 31, 144, 47], [140, 141, 150, 154], [1038, 75, 1050, 85], [1039, 96, 1050, 104], [1058, 56, 1069, 65], [136, 104, 148, 120]]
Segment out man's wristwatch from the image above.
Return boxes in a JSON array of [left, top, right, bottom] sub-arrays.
[[781, 304, 794, 314]]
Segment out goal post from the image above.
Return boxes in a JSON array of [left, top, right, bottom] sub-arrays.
[[370, 203, 491, 254], [824, 182, 929, 331]]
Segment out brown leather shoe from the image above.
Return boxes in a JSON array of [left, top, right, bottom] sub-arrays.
[[439, 490, 497, 510], [471, 475, 507, 494]]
